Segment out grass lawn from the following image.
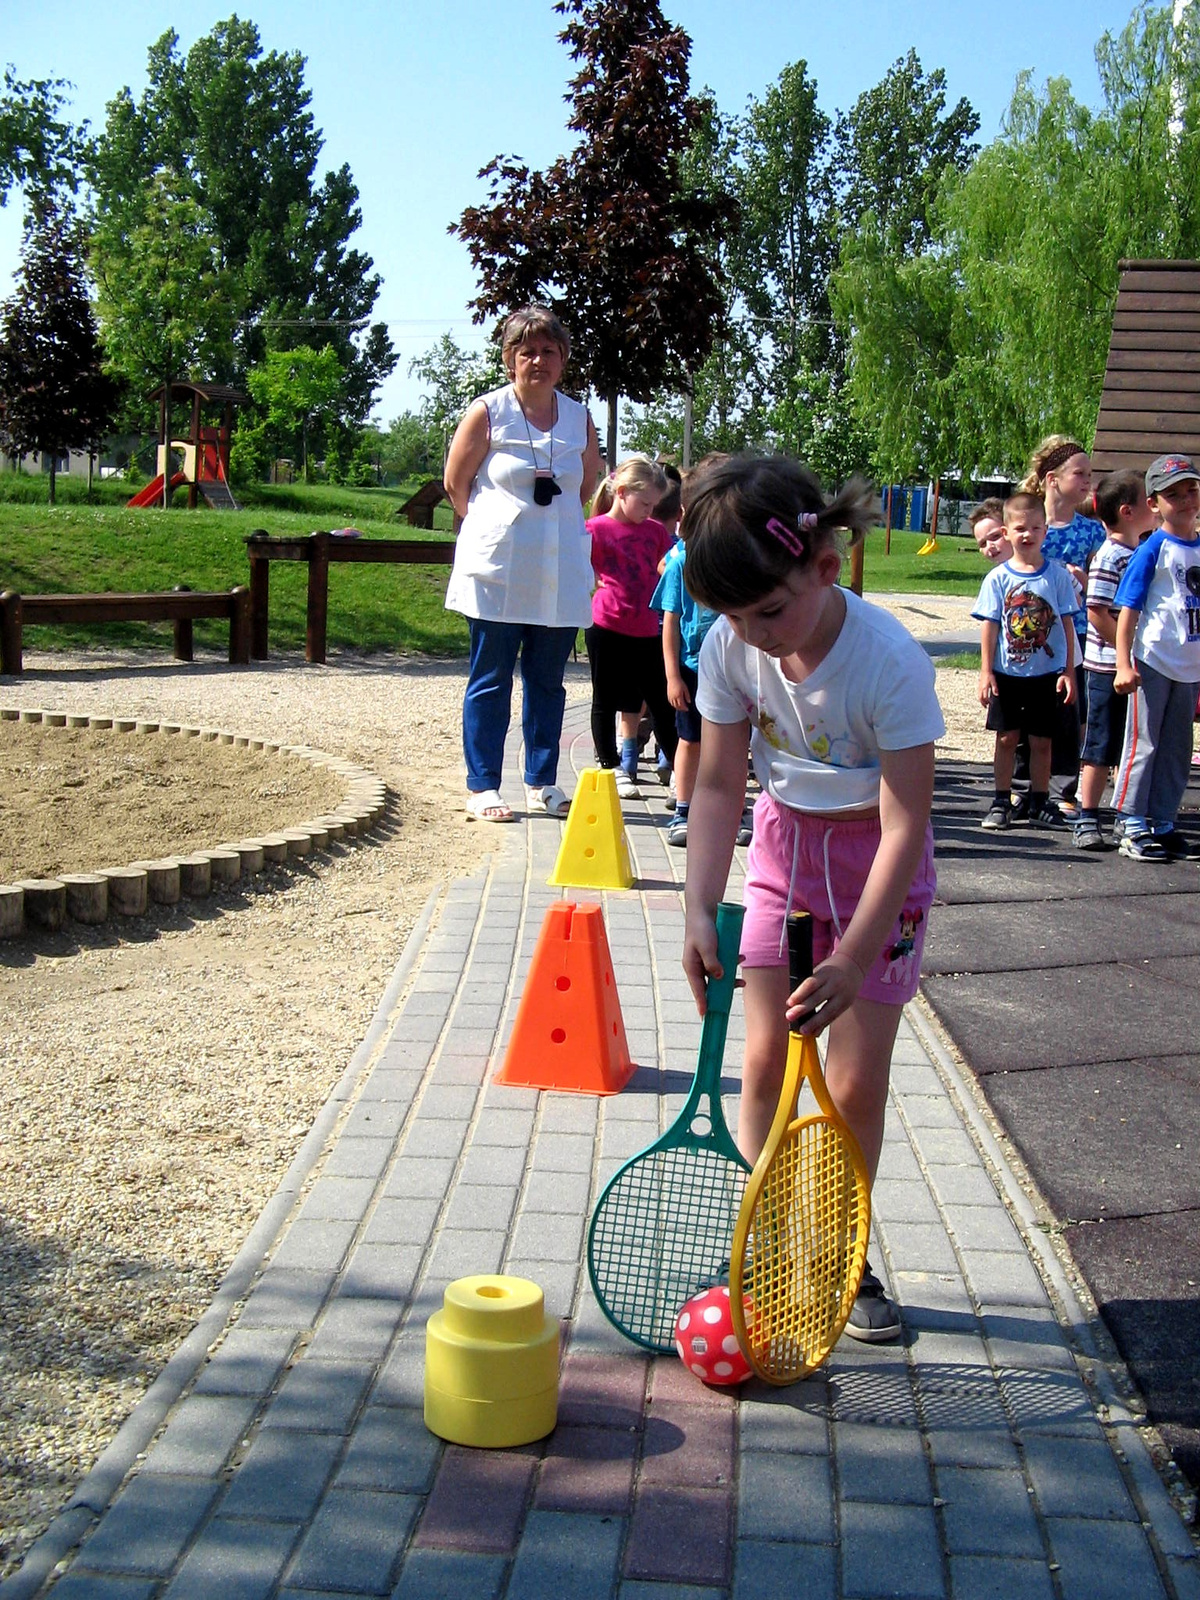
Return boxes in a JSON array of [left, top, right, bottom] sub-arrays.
[[0, 477, 467, 656], [0, 477, 985, 658]]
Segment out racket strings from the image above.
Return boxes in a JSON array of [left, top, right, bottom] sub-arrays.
[[743, 1118, 868, 1380], [590, 1145, 748, 1348]]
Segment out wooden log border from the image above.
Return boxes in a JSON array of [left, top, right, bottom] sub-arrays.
[[0, 707, 389, 940]]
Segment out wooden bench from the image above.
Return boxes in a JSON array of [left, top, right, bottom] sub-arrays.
[[244, 530, 456, 664], [0, 586, 252, 676]]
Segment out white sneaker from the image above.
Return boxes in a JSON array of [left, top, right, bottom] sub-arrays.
[[614, 767, 641, 799]]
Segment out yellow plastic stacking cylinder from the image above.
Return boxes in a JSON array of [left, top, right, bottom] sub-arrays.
[[424, 1275, 559, 1448]]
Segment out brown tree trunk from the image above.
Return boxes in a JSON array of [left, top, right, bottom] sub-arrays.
[[606, 394, 618, 473], [48, 456, 56, 507]]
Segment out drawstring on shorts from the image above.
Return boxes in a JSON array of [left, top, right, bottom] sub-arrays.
[[775, 814, 843, 957]]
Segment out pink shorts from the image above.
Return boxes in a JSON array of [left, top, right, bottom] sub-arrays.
[[741, 793, 936, 1005]]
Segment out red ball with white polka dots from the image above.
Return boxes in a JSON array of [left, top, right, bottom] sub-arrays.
[[674, 1286, 753, 1387]]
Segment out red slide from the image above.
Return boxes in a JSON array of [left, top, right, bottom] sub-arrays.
[[126, 471, 188, 508]]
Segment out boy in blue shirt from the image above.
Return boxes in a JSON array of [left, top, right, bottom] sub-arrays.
[[973, 491, 1079, 830], [651, 531, 718, 844], [1111, 453, 1200, 860]]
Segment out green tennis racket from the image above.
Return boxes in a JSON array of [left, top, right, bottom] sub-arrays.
[[587, 901, 749, 1351]]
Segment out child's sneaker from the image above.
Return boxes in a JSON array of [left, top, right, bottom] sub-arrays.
[[1118, 830, 1167, 862], [736, 812, 753, 846], [1156, 829, 1200, 859], [843, 1261, 901, 1343], [1008, 791, 1031, 822], [1027, 798, 1066, 828], [656, 756, 673, 787], [614, 767, 641, 799], [981, 799, 1010, 830], [667, 813, 688, 847], [1071, 817, 1108, 851]]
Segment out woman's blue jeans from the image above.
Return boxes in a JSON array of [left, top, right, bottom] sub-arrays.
[[463, 619, 577, 793]]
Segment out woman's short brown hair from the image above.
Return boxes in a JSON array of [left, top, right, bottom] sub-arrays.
[[501, 306, 571, 373]]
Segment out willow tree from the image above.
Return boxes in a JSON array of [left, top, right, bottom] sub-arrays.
[[835, 3, 1200, 480], [452, 0, 730, 464]]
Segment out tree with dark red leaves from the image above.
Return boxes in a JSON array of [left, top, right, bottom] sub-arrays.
[[452, 0, 732, 465]]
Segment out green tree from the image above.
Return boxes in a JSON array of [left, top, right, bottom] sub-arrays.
[[87, 19, 396, 436], [246, 345, 344, 481], [452, 0, 730, 463], [409, 333, 506, 462], [834, 4, 1200, 481], [91, 172, 235, 502], [0, 67, 79, 201], [0, 198, 121, 504]]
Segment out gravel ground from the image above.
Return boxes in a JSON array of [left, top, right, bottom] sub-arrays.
[[0, 596, 985, 1579]]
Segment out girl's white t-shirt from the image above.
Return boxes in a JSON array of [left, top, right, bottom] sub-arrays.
[[696, 589, 946, 812]]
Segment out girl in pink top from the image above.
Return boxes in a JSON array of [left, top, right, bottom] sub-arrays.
[[586, 457, 678, 798]]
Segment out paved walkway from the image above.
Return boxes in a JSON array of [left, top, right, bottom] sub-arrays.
[[8, 703, 1199, 1600]]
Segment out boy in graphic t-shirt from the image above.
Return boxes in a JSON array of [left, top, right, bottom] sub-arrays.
[[973, 492, 1080, 831]]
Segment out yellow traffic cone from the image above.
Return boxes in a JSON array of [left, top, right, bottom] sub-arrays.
[[548, 768, 633, 890]]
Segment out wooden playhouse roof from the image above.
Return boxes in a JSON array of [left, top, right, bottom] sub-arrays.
[[147, 381, 250, 406], [1092, 260, 1200, 474]]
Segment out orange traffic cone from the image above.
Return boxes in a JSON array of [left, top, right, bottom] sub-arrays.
[[495, 902, 634, 1095]]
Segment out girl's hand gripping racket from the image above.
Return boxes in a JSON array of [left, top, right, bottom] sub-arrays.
[[587, 902, 749, 1351], [730, 912, 872, 1383]]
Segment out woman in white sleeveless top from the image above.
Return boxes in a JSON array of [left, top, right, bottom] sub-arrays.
[[445, 307, 602, 820]]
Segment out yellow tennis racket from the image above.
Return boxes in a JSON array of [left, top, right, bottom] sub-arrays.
[[730, 911, 872, 1384]]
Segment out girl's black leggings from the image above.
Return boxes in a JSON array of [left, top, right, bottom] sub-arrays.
[[585, 624, 679, 770]]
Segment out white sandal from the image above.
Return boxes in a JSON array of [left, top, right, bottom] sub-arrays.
[[466, 789, 514, 822], [525, 783, 569, 818]]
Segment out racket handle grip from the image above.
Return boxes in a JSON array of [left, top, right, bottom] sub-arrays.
[[786, 912, 815, 1033]]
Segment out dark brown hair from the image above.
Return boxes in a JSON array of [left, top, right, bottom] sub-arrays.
[[968, 497, 1006, 529], [1093, 468, 1147, 530], [681, 455, 877, 611]]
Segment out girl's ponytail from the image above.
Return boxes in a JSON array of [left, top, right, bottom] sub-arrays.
[[813, 476, 877, 548], [591, 474, 617, 516]]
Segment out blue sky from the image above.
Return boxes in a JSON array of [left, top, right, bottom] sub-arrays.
[[0, 0, 1142, 427]]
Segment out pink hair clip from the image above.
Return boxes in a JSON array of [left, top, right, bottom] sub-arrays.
[[766, 516, 806, 557]]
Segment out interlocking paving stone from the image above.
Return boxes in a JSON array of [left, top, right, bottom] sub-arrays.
[[937, 1465, 1044, 1557], [738, 1388, 830, 1454], [138, 1394, 260, 1477], [738, 1450, 833, 1542], [160, 1515, 300, 1599], [624, 1485, 733, 1587], [232, 1266, 338, 1331], [339, 1242, 422, 1301], [44, 1578, 157, 1600], [1021, 1433, 1138, 1520], [839, 1501, 945, 1598], [535, 1424, 637, 1514], [258, 1357, 373, 1434], [360, 1196, 441, 1247], [191, 1327, 297, 1397], [834, 1419, 932, 1504], [947, 1553, 1056, 1600], [732, 1540, 837, 1599], [267, 1217, 360, 1272], [284, 1488, 417, 1593], [1045, 1514, 1170, 1600], [558, 1351, 648, 1429], [506, 1509, 625, 1600], [306, 1297, 405, 1364], [335, 1406, 441, 1493], [414, 1446, 538, 1554], [69, 1475, 221, 1575], [218, 1430, 344, 1521], [640, 1400, 735, 1489], [390, 1549, 507, 1600]]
